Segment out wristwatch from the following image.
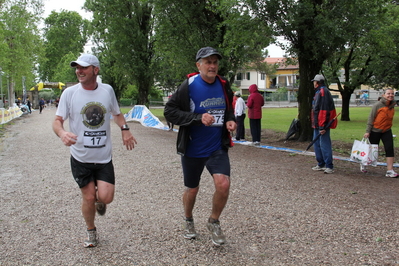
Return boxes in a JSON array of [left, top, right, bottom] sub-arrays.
[[121, 124, 130, 131]]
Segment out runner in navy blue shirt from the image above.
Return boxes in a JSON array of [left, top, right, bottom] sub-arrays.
[[164, 47, 236, 246]]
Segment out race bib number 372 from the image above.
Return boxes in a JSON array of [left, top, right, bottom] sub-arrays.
[[207, 109, 224, 127], [83, 131, 107, 148]]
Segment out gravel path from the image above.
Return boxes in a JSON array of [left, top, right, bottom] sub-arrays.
[[1, 108, 399, 265]]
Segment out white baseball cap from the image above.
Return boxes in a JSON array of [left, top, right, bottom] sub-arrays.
[[70, 54, 100, 68], [311, 74, 325, 82]]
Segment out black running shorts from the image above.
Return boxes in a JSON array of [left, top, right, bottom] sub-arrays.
[[70, 156, 115, 188], [181, 149, 230, 188]]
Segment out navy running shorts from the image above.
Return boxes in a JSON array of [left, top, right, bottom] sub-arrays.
[[70, 156, 115, 188], [181, 149, 230, 188]]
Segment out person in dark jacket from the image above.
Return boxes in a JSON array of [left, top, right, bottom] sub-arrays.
[[247, 84, 264, 145], [164, 47, 236, 246], [39, 98, 45, 114], [26, 99, 32, 114], [311, 74, 337, 174]]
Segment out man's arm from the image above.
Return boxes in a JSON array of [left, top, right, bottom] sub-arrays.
[[113, 113, 137, 150], [53, 116, 77, 146], [164, 82, 203, 127]]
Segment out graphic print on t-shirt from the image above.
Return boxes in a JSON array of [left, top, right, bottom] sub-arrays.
[[81, 102, 107, 148], [81, 102, 106, 129]]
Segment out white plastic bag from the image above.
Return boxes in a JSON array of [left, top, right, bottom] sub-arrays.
[[350, 138, 378, 166]]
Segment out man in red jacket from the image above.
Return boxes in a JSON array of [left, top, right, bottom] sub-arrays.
[[247, 84, 265, 145], [311, 74, 337, 174]]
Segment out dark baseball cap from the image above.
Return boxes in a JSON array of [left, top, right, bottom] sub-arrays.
[[196, 47, 222, 62]]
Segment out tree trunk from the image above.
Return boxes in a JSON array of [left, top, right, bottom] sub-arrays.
[[297, 56, 323, 142], [9, 77, 15, 108], [138, 87, 149, 107], [340, 88, 353, 121]]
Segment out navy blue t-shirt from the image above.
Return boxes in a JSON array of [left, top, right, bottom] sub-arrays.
[[185, 74, 226, 158]]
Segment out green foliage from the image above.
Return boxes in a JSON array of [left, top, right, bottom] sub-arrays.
[[322, 2, 393, 121], [39, 10, 89, 82], [153, 0, 273, 88], [122, 84, 138, 100], [119, 98, 133, 106], [0, 0, 44, 104], [38, 90, 54, 101], [85, 0, 155, 105], [246, 0, 392, 140], [52, 52, 79, 83], [365, 4, 399, 90]]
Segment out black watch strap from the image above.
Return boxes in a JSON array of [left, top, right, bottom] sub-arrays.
[[121, 124, 130, 130]]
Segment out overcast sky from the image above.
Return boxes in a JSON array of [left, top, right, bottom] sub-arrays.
[[43, 0, 286, 57], [43, 0, 92, 19]]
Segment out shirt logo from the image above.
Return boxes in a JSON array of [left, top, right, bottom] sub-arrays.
[[81, 102, 106, 129], [200, 97, 225, 108]]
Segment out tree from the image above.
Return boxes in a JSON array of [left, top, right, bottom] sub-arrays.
[[39, 10, 89, 82], [365, 4, 399, 90], [247, 0, 390, 141], [153, 0, 272, 88], [323, 3, 390, 121], [0, 0, 44, 106], [84, 0, 155, 105], [52, 52, 79, 83]]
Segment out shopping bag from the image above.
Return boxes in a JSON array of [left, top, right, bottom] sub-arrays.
[[350, 138, 378, 166]]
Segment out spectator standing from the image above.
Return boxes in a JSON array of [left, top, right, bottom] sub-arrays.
[[234, 91, 246, 141], [246, 84, 264, 145], [311, 74, 337, 174], [39, 98, 45, 114], [52, 54, 137, 248], [164, 46, 236, 246], [363, 88, 397, 177], [26, 99, 32, 114]]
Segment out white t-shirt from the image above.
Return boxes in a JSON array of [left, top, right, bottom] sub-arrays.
[[235, 97, 246, 116], [56, 83, 121, 163]]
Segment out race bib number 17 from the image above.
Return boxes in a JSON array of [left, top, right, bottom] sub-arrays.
[[83, 131, 107, 148]]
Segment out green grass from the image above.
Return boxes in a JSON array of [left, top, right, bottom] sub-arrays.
[[121, 106, 399, 144]]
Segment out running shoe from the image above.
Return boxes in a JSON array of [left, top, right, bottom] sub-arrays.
[[312, 165, 326, 171], [84, 228, 98, 248], [183, 219, 197, 239], [95, 202, 106, 216], [207, 221, 226, 246], [324, 168, 334, 174], [386, 170, 398, 178]]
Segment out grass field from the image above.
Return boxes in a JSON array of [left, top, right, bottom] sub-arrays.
[[121, 106, 399, 144]]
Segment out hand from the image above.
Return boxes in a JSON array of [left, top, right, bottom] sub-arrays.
[[364, 133, 370, 139], [319, 129, 326, 135], [226, 121, 236, 132], [60, 131, 77, 146], [201, 113, 215, 126], [122, 130, 137, 150]]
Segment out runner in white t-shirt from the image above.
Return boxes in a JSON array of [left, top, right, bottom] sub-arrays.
[[53, 54, 137, 248]]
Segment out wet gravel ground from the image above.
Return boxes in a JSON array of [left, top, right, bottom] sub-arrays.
[[1, 108, 399, 265]]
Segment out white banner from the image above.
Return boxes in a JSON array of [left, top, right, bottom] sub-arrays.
[[124, 105, 168, 130], [0, 104, 23, 124]]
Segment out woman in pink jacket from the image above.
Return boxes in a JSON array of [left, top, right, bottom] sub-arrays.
[[247, 84, 265, 145]]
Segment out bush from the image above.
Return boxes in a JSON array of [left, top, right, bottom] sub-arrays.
[[120, 98, 134, 106]]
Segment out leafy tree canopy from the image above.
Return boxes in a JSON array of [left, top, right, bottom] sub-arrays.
[[39, 10, 89, 82], [0, 0, 44, 103]]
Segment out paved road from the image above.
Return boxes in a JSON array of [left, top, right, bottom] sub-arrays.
[[1, 108, 398, 265]]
